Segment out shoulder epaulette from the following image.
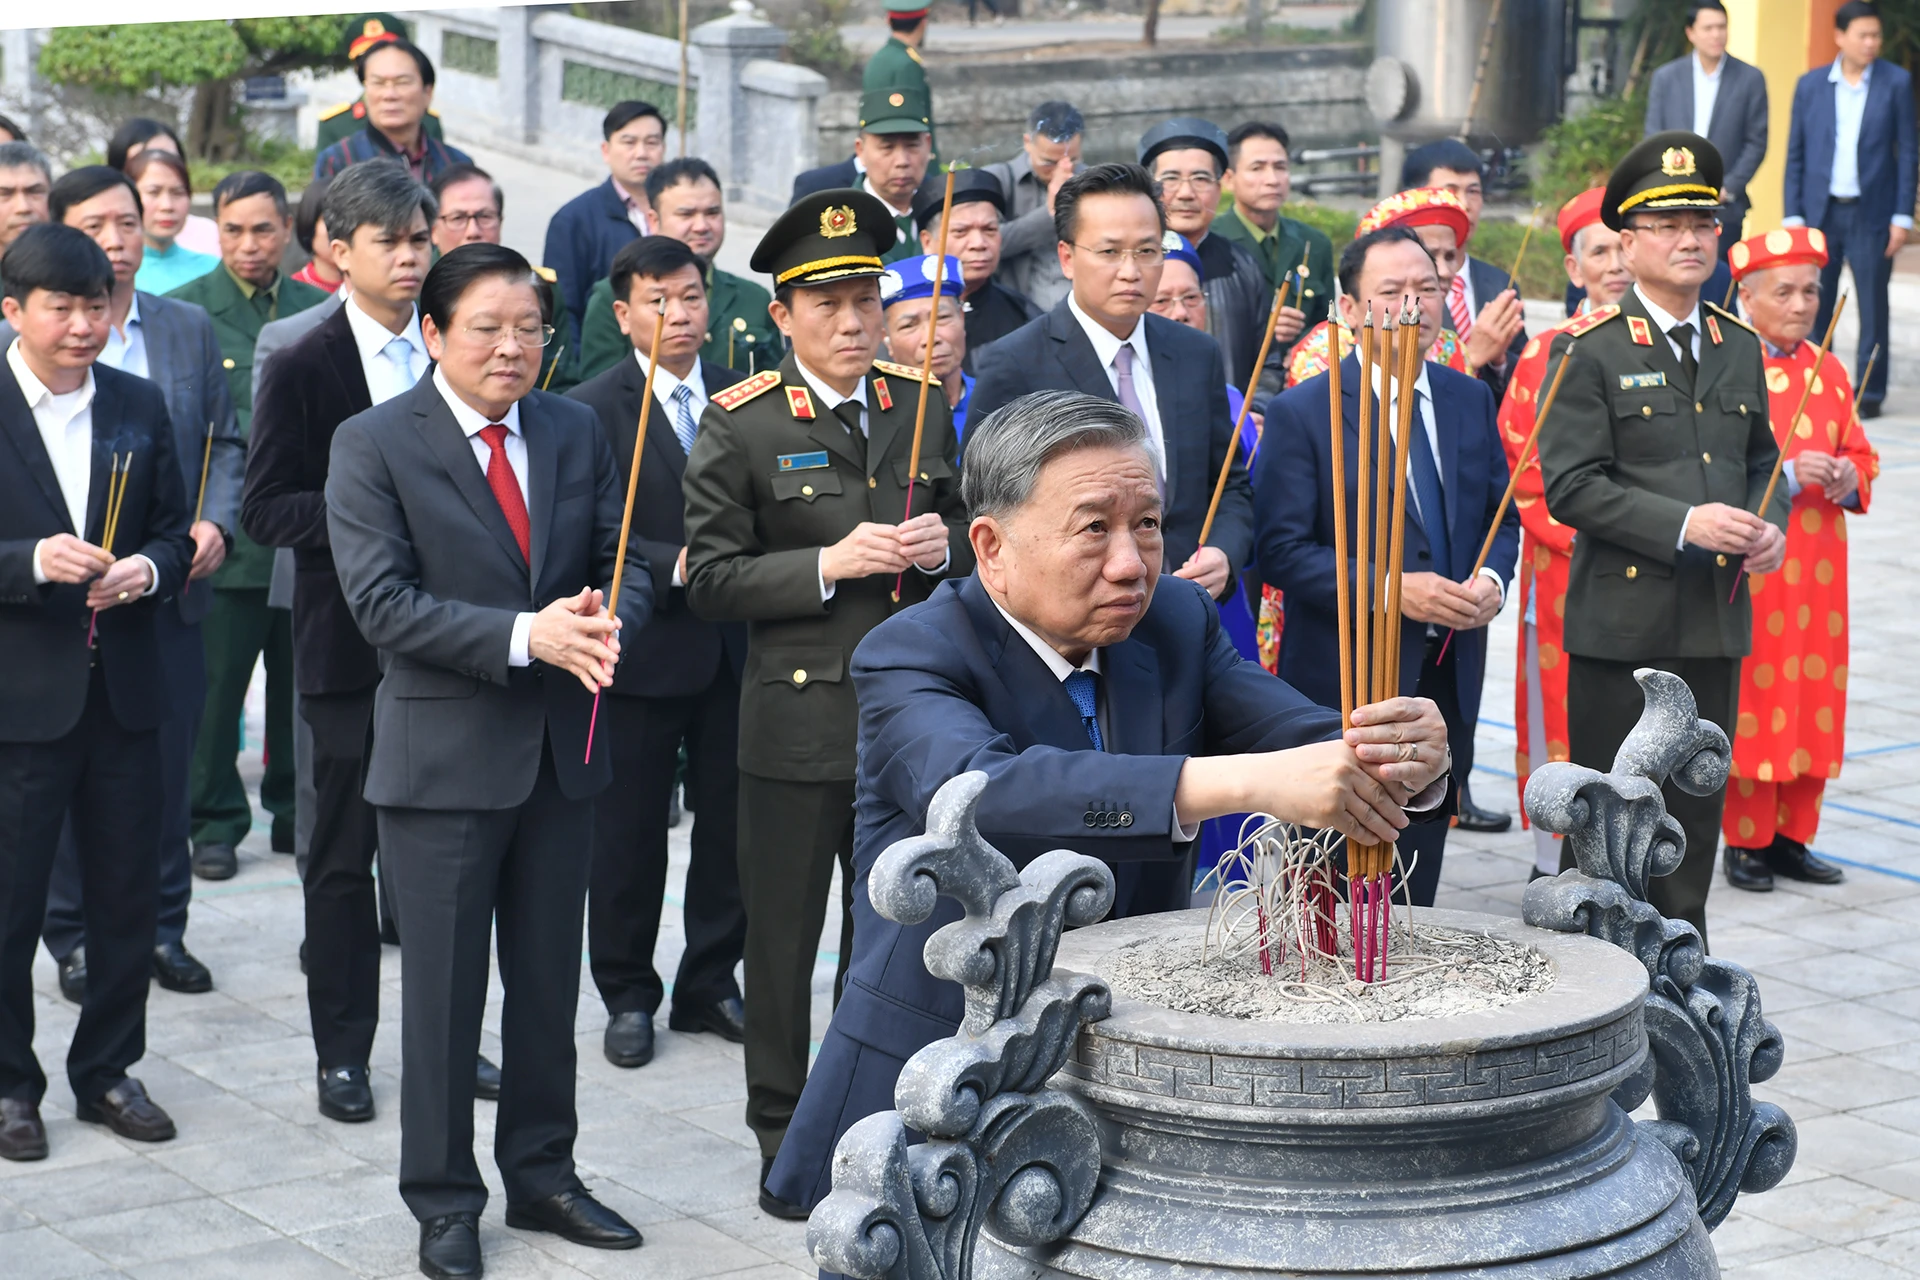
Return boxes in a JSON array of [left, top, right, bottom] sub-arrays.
[[712, 369, 782, 411], [318, 101, 353, 122], [1705, 301, 1757, 336], [872, 359, 940, 387], [1559, 303, 1620, 339]]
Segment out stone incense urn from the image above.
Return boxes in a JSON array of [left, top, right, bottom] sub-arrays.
[[811, 672, 1797, 1280]]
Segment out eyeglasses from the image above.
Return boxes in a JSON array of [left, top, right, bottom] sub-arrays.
[[1158, 291, 1205, 309], [462, 323, 556, 348], [1627, 216, 1720, 239], [1070, 244, 1166, 267], [1155, 172, 1221, 192], [438, 210, 501, 231]]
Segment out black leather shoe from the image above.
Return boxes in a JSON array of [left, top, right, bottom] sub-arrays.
[[75, 1078, 175, 1142], [669, 996, 746, 1044], [298, 939, 308, 975], [317, 1065, 374, 1123], [505, 1187, 642, 1249], [1766, 837, 1846, 885], [1724, 846, 1775, 892], [151, 941, 212, 993], [759, 1156, 808, 1220], [57, 948, 86, 1004], [0, 1098, 47, 1161], [1453, 784, 1513, 834], [191, 841, 237, 881], [474, 1054, 501, 1101], [1862, 401, 1883, 420], [603, 1011, 655, 1068], [418, 1211, 482, 1279]]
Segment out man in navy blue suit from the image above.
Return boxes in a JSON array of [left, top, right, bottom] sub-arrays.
[[761, 389, 1453, 1214], [1783, 0, 1917, 417], [1256, 224, 1517, 908], [541, 102, 665, 338]]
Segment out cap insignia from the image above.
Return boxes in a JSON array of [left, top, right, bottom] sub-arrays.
[[1660, 146, 1697, 178], [821, 205, 857, 239], [889, 93, 905, 107], [363, 18, 386, 36]]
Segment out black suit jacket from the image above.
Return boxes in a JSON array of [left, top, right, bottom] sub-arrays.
[[1468, 256, 1529, 403], [790, 158, 861, 204], [968, 302, 1256, 578], [242, 303, 382, 696], [325, 378, 651, 808], [567, 354, 748, 698], [0, 363, 194, 742]]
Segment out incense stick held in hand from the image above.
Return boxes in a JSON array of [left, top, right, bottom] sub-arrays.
[[893, 165, 960, 604], [88, 452, 133, 648], [585, 299, 669, 764], [1198, 253, 1308, 548], [1758, 291, 1846, 517], [1853, 343, 1880, 420], [1506, 204, 1541, 285], [193, 423, 214, 524]]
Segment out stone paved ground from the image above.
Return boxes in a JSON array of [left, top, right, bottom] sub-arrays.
[[5, 424, 1920, 1277]]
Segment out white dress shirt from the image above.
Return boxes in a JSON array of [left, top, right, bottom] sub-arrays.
[[432, 367, 536, 666], [863, 179, 913, 247], [1830, 58, 1870, 201], [344, 296, 427, 405], [1631, 286, 1711, 550], [1065, 294, 1167, 476], [12, 339, 158, 594], [635, 351, 708, 587], [1369, 360, 1507, 606], [1692, 51, 1724, 138], [99, 292, 148, 380]]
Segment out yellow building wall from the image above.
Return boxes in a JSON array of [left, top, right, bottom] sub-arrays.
[[1726, 0, 1843, 233]]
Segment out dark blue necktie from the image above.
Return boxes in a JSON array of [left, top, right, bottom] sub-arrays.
[[1407, 394, 1452, 577], [1063, 670, 1104, 751]]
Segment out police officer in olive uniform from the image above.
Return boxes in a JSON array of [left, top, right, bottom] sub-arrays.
[[1537, 132, 1789, 942], [681, 189, 971, 1214], [314, 14, 446, 153], [863, 1, 935, 156]]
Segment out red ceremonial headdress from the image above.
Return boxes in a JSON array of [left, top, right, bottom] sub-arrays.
[[1355, 187, 1471, 244], [1557, 187, 1606, 254], [1728, 226, 1830, 281]]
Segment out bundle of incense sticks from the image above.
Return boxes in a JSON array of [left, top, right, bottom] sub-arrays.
[[88, 452, 134, 648], [1334, 299, 1421, 983]]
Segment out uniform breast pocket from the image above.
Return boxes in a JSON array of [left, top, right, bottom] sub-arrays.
[[891, 456, 954, 492], [770, 471, 843, 504], [1589, 542, 1673, 586], [1609, 387, 1683, 463]]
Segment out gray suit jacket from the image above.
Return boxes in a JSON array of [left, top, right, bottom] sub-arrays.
[[325, 376, 651, 810], [0, 291, 242, 626], [984, 152, 1071, 311], [255, 291, 344, 611], [1646, 52, 1770, 203]]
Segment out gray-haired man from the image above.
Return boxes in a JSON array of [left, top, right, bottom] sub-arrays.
[[984, 101, 1083, 311], [0, 142, 50, 252], [763, 389, 1453, 1211]]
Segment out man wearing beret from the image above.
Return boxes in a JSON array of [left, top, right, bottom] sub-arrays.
[[1536, 132, 1789, 941], [1719, 225, 1874, 893], [913, 170, 1041, 362], [880, 253, 974, 435], [680, 189, 971, 1216], [1498, 186, 1634, 879]]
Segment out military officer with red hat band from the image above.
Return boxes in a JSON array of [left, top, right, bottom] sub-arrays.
[[1719, 225, 1878, 891]]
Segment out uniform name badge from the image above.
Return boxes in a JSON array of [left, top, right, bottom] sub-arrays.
[[778, 451, 832, 471], [1619, 372, 1668, 389]]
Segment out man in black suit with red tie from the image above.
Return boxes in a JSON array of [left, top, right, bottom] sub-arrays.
[[326, 243, 650, 1279], [567, 236, 749, 1069], [0, 224, 194, 1160]]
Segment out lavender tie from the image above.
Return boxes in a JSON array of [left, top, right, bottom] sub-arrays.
[[1112, 344, 1146, 422]]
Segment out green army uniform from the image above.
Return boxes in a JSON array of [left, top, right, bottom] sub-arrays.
[[316, 13, 446, 151], [682, 190, 971, 1167], [857, 84, 936, 266], [166, 264, 329, 854], [1535, 131, 1789, 942], [862, 0, 935, 157], [576, 266, 783, 383], [1211, 204, 1336, 335]]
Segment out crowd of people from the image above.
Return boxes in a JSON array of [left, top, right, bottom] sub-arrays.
[[0, 2, 1882, 1278]]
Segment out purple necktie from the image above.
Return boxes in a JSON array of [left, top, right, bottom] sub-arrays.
[[1113, 345, 1145, 421]]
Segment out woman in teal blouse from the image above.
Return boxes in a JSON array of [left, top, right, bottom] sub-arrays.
[[128, 149, 217, 294]]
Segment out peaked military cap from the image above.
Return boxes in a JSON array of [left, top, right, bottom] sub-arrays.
[[884, 0, 930, 16], [343, 13, 411, 61], [858, 85, 933, 136], [1138, 117, 1229, 173], [1603, 131, 1724, 231], [910, 168, 1006, 229], [752, 189, 897, 287]]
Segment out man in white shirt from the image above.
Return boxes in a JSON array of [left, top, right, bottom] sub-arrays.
[[325, 241, 647, 1278], [242, 159, 440, 1127], [566, 235, 754, 1074], [0, 223, 195, 1161], [18, 166, 244, 1001], [1645, 1, 1771, 252]]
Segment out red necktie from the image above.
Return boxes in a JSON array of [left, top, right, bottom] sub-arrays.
[[1447, 274, 1474, 340], [478, 423, 531, 563]]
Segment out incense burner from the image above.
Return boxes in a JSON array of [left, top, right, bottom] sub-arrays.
[[810, 671, 1795, 1280]]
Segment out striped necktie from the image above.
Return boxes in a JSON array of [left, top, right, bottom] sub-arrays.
[[671, 383, 698, 455], [1447, 274, 1474, 340]]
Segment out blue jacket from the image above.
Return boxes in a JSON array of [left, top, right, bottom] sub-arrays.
[[1254, 355, 1518, 733], [1784, 58, 1918, 232], [542, 177, 643, 337], [763, 571, 1342, 1212]]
